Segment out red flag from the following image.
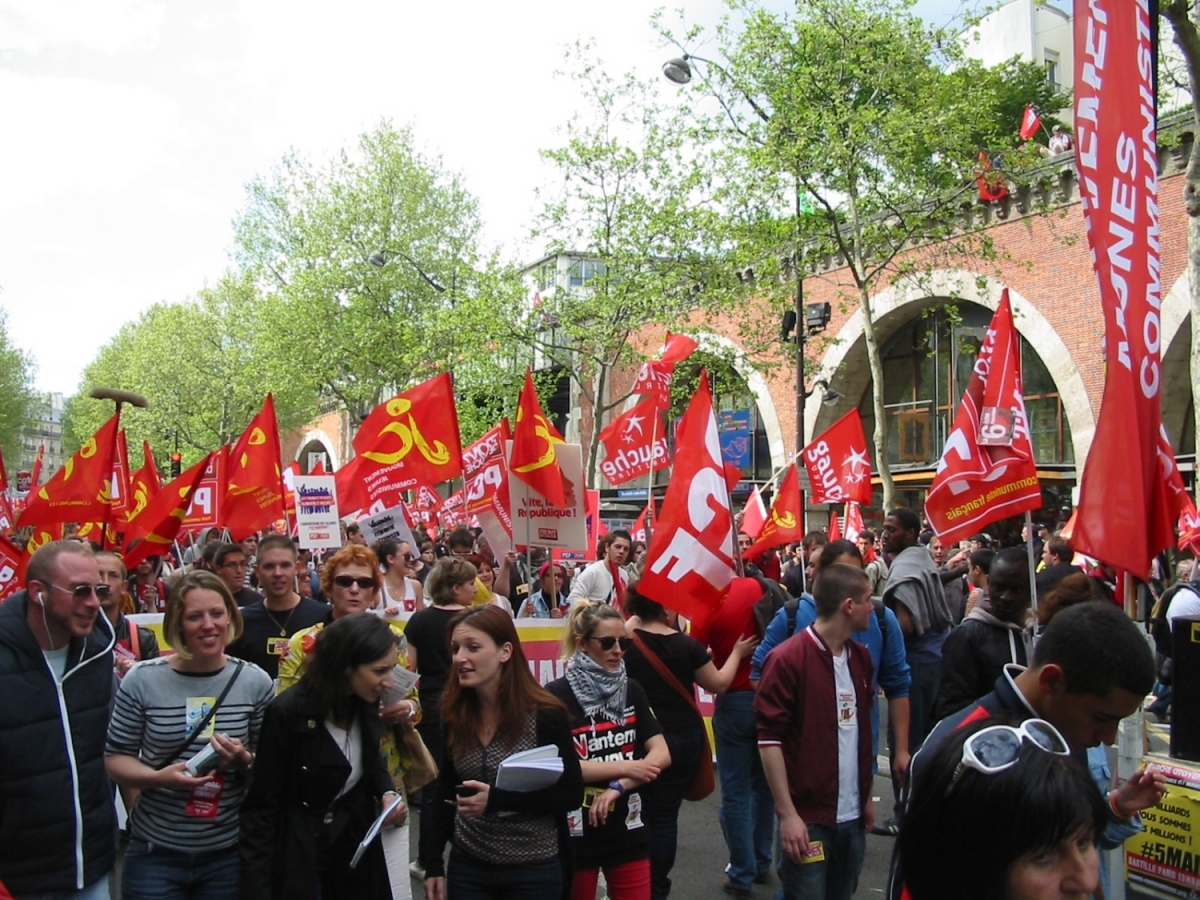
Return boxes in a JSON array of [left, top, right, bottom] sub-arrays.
[[124, 453, 215, 570], [844, 502, 864, 543], [29, 445, 44, 492], [510, 369, 568, 508], [1019, 104, 1041, 140], [282, 461, 301, 516], [745, 465, 804, 558], [17, 524, 64, 583], [639, 372, 734, 625], [127, 441, 161, 524], [1070, 2, 1185, 575], [439, 489, 466, 529], [1177, 495, 1200, 555], [632, 360, 673, 408], [20, 414, 121, 529], [740, 487, 768, 540], [224, 395, 286, 540], [585, 489, 607, 548], [976, 151, 1009, 202], [828, 509, 841, 541], [464, 421, 513, 537], [598, 396, 670, 486], [660, 332, 699, 365], [352, 373, 464, 488], [181, 448, 227, 532], [0, 446, 8, 493], [0, 533, 22, 600], [108, 430, 133, 524], [310, 459, 326, 475], [802, 410, 873, 505], [415, 483, 444, 540], [0, 494, 15, 537], [630, 502, 653, 544], [925, 292, 1041, 544], [334, 455, 371, 518]]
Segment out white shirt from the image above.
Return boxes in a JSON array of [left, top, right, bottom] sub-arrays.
[[832, 647, 860, 823], [1168, 586, 1200, 630], [43, 646, 69, 682], [325, 716, 364, 800]]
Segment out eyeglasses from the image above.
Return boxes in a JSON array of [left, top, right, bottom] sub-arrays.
[[333, 575, 376, 590], [402, 553, 415, 562], [588, 635, 633, 652], [951, 718, 1069, 790], [49, 583, 111, 600], [219, 560, 248, 569]]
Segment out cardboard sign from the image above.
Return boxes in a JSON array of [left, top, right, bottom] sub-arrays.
[[357, 504, 418, 550], [293, 475, 340, 550], [1126, 757, 1200, 897], [506, 442, 587, 552]]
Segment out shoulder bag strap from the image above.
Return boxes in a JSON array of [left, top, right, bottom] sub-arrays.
[[157, 659, 245, 767], [630, 630, 701, 715]]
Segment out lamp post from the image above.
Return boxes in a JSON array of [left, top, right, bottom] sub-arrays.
[[368, 250, 448, 294]]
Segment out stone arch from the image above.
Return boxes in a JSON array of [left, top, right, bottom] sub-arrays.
[[807, 270, 1095, 467], [295, 429, 339, 472]]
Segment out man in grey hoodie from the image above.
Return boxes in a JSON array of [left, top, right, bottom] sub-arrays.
[[932, 547, 1034, 720]]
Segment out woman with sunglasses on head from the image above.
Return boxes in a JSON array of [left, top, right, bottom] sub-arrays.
[[421, 605, 583, 900], [276, 544, 421, 898], [240, 614, 409, 900], [374, 538, 424, 614], [547, 602, 672, 900], [898, 714, 1104, 900], [405, 558, 479, 881], [105, 572, 275, 900], [621, 588, 757, 900]]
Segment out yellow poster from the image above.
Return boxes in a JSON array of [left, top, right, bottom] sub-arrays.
[[1126, 757, 1200, 898]]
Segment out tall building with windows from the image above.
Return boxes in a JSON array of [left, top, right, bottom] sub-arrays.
[[19, 392, 66, 488]]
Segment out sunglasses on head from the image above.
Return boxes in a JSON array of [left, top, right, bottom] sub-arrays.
[[950, 718, 1069, 790], [333, 575, 376, 590], [588, 635, 633, 651], [50, 583, 111, 600]]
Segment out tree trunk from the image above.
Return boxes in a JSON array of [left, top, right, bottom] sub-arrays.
[[859, 284, 897, 512]]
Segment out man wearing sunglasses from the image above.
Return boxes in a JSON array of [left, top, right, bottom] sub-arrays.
[[0, 540, 118, 900], [887, 599, 1166, 900]]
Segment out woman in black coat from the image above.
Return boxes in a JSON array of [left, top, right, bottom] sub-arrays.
[[240, 615, 408, 900]]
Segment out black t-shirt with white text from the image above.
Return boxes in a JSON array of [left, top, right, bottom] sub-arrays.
[[546, 676, 663, 870]]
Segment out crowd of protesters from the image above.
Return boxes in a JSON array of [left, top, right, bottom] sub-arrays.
[[0, 506, 1187, 900]]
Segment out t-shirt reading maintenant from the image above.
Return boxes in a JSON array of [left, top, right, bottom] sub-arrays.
[[105, 658, 274, 852]]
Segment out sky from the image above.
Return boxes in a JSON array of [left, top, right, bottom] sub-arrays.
[[0, 0, 969, 397]]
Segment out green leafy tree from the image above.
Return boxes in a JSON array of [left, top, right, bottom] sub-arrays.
[[659, 0, 1069, 510], [0, 307, 40, 465], [233, 121, 514, 443], [525, 46, 740, 487], [63, 272, 313, 464]]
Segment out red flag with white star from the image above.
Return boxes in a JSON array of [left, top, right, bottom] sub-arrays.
[[802, 410, 873, 506], [598, 395, 669, 486]]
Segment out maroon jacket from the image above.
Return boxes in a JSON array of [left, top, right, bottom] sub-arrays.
[[754, 626, 875, 827]]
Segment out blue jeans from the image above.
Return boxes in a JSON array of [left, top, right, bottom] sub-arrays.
[[18, 874, 111, 900], [777, 820, 865, 900], [120, 839, 239, 900], [643, 726, 705, 900], [713, 691, 775, 890], [446, 850, 560, 900]]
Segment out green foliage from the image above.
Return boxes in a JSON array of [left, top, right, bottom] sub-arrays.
[[63, 272, 313, 465], [0, 308, 40, 464]]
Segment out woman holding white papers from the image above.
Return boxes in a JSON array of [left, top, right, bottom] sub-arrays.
[[547, 602, 672, 900], [239, 614, 408, 900], [421, 605, 583, 900]]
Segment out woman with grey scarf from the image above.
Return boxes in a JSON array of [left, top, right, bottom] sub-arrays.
[[547, 602, 671, 900]]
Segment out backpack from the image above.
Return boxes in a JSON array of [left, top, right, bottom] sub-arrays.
[[1152, 581, 1199, 660], [784, 595, 889, 646]]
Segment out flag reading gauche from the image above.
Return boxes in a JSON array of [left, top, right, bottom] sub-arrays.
[[598, 395, 670, 486], [802, 410, 873, 505], [639, 371, 734, 625], [925, 291, 1040, 544]]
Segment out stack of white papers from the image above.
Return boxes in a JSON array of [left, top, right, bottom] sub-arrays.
[[495, 745, 564, 792]]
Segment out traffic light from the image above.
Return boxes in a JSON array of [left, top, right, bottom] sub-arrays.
[[169, 453, 182, 477]]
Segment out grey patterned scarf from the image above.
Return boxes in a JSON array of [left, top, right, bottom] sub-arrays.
[[566, 650, 628, 725]]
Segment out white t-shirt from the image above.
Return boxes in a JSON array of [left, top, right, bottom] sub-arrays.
[[832, 648, 860, 823], [43, 646, 69, 681], [325, 716, 364, 800], [1168, 586, 1200, 630]]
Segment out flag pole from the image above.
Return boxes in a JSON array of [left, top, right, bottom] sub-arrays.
[[1024, 511, 1039, 613]]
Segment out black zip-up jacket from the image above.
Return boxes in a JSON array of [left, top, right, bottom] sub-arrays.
[[0, 590, 116, 895]]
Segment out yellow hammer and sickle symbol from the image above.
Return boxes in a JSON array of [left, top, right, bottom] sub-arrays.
[[129, 485, 149, 521], [772, 509, 797, 529], [362, 399, 450, 467], [239, 427, 267, 469], [512, 409, 562, 475]]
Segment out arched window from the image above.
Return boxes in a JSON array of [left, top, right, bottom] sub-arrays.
[[856, 304, 1073, 471]]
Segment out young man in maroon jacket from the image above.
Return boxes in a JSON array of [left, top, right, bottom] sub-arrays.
[[755, 564, 876, 900]]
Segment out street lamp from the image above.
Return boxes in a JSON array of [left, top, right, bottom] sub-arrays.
[[368, 250, 447, 293]]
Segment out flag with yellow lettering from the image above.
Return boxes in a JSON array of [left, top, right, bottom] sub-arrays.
[[224, 396, 285, 540], [19, 413, 121, 528], [353, 373, 463, 490]]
